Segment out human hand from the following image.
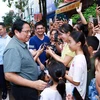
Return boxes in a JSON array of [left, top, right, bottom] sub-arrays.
[[96, 6, 100, 16], [29, 49, 37, 56], [37, 47, 44, 55], [92, 25, 100, 35], [76, 3, 82, 13], [66, 94, 74, 100], [45, 46, 55, 55], [40, 63, 45, 70], [66, 71, 69, 75], [96, 95, 100, 100], [33, 80, 47, 90]]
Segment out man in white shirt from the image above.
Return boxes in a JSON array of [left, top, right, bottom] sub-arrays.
[[0, 22, 11, 99]]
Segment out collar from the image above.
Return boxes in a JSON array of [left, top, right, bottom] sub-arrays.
[[13, 36, 27, 49], [0, 34, 8, 39]]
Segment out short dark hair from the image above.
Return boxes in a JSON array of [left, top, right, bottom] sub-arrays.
[[77, 18, 81, 22], [12, 19, 29, 35], [86, 36, 99, 50], [0, 22, 6, 28], [35, 21, 45, 29], [59, 23, 73, 34]]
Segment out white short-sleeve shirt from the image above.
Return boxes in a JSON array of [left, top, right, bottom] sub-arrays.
[[66, 54, 87, 99], [40, 88, 62, 100]]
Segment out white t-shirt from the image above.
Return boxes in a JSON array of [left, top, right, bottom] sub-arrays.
[[95, 34, 100, 50], [95, 33, 100, 41], [40, 88, 62, 100], [66, 54, 87, 99]]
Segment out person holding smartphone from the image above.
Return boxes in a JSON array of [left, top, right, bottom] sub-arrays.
[[96, 0, 100, 23]]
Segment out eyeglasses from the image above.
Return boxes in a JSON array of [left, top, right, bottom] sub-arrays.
[[21, 30, 33, 34]]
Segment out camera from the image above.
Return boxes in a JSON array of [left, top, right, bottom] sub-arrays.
[[54, 31, 63, 44], [54, 32, 59, 42]]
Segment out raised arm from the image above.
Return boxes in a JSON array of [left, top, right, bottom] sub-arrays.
[[76, 3, 87, 25]]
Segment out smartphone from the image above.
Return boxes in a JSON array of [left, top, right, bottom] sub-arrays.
[[89, 15, 93, 23], [93, 18, 98, 27], [73, 87, 83, 100], [40, 43, 45, 49]]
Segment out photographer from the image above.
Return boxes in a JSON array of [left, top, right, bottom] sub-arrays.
[[92, 4, 100, 41], [46, 23, 75, 68], [49, 29, 63, 55], [29, 21, 50, 70]]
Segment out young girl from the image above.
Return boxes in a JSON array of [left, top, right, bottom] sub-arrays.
[[65, 31, 91, 99], [40, 60, 66, 100]]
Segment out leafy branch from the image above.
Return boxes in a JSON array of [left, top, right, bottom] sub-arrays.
[[71, 3, 96, 24], [2, 0, 28, 12], [54, 0, 64, 7]]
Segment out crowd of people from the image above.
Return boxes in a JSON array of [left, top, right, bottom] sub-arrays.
[[0, 2, 100, 100]]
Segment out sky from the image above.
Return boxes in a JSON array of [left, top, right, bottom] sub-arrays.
[[0, 1, 12, 22]]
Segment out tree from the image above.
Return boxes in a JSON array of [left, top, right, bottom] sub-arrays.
[[54, 0, 64, 7], [2, 0, 28, 12], [71, 3, 96, 24], [2, 11, 20, 32]]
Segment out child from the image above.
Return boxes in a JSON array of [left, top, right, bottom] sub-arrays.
[[86, 36, 99, 93], [65, 31, 91, 99], [40, 60, 66, 100]]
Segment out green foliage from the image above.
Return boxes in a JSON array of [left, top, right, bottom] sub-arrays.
[[71, 3, 97, 24], [2, 12, 20, 32], [2, 0, 28, 12], [2, 0, 6, 2], [54, 0, 64, 7]]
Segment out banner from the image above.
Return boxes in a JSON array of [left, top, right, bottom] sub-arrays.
[[56, 1, 80, 14], [64, 0, 77, 3]]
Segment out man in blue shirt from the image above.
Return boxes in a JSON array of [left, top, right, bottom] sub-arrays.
[[29, 21, 50, 70]]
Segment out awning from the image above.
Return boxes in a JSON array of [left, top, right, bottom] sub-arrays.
[[56, 1, 80, 14]]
